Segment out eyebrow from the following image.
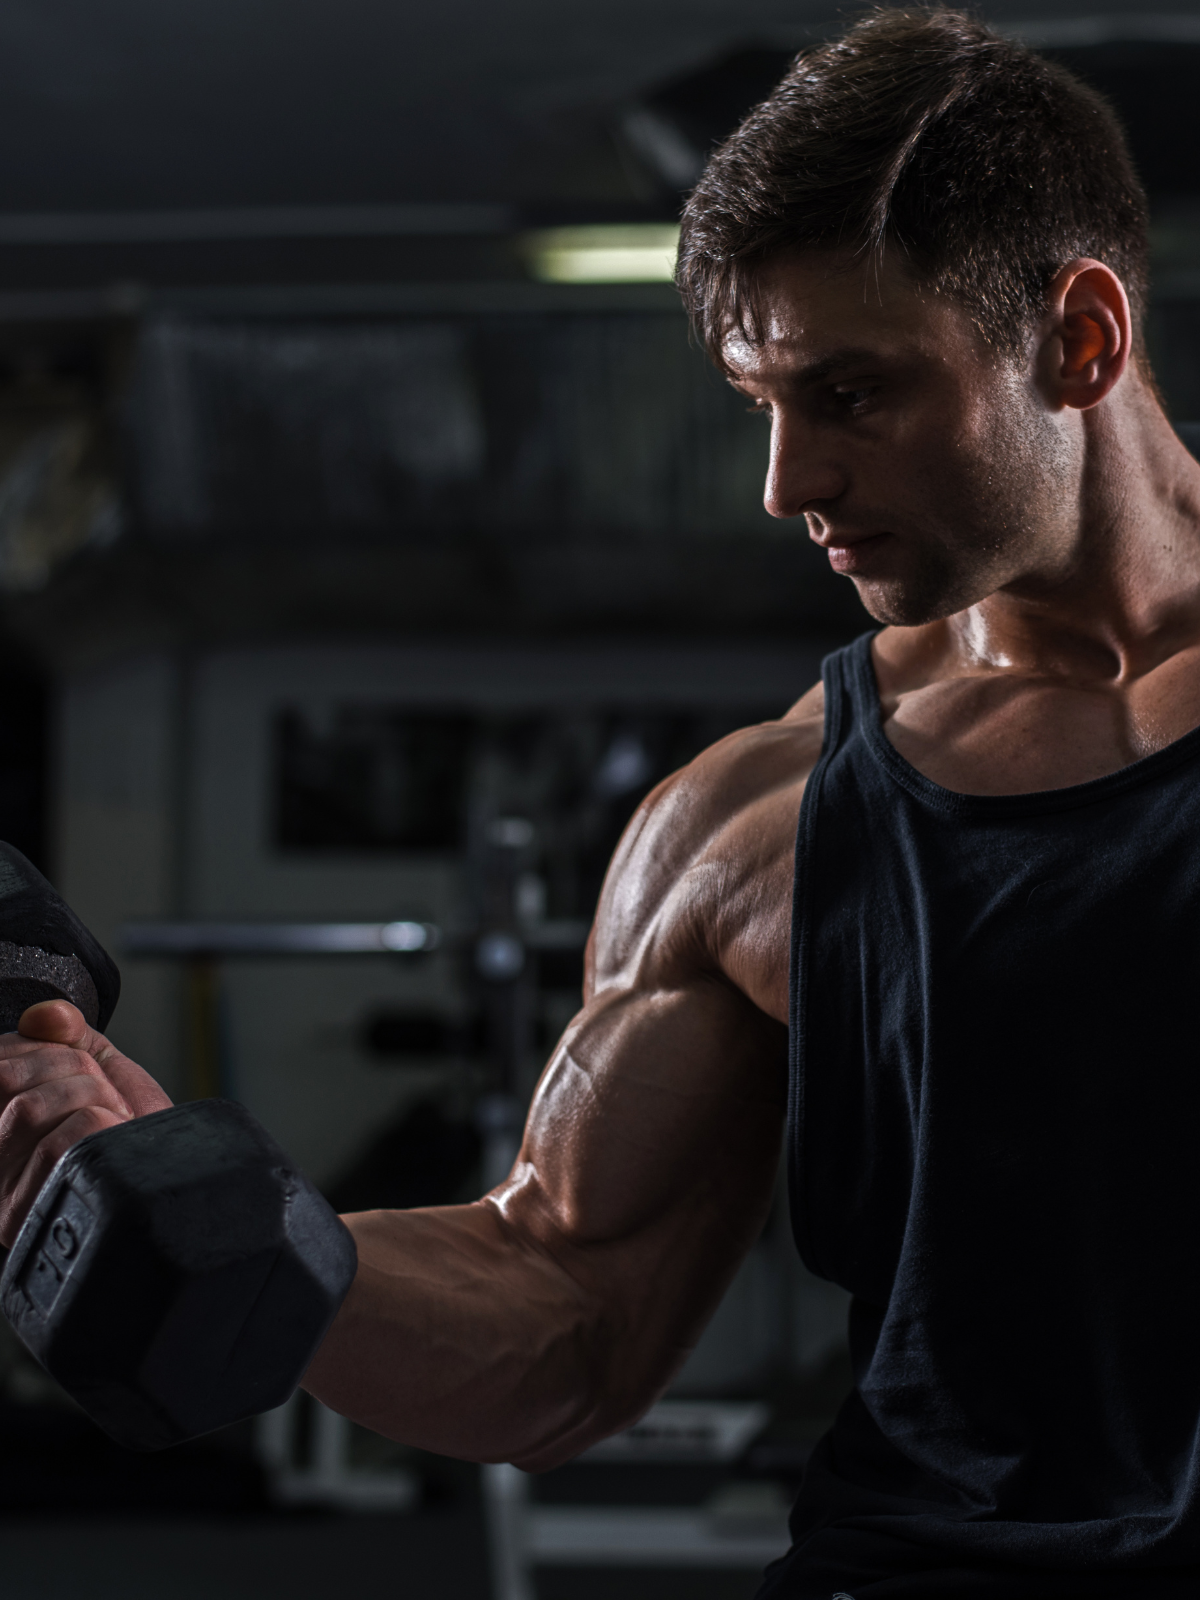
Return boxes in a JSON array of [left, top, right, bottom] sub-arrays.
[[727, 345, 883, 393]]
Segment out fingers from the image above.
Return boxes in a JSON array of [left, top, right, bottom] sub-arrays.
[[0, 1067, 130, 1247], [0, 1102, 126, 1247], [0, 1056, 130, 1134], [0, 999, 175, 1245], [92, 1049, 174, 1121], [16, 1000, 173, 1120], [0, 1036, 127, 1110]]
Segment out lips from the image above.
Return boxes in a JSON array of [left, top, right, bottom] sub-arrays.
[[814, 530, 893, 574]]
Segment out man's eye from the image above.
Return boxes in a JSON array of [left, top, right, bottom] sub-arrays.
[[834, 386, 876, 410]]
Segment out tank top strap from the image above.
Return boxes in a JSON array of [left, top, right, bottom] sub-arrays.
[[818, 629, 880, 760]]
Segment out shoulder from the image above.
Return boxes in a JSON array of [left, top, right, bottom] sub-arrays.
[[587, 681, 825, 1013], [630, 680, 823, 845]]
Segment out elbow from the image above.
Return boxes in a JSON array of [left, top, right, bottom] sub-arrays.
[[504, 1334, 684, 1473]]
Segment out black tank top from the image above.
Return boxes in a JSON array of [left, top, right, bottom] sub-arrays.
[[761, 632, 1200, 1600]]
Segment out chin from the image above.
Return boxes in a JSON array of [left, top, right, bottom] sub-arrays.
[[853, 582, 959, 629], [852, 564, 995, 629]]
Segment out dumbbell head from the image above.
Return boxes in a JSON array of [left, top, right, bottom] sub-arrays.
[[0, 843, 119, 1033], [0, 1100, 357, 1450]]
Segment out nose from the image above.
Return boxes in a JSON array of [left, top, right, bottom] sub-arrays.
[[763, 412, 848, 519]]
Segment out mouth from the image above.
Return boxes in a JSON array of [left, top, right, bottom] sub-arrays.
[[813, 530, 893, 575]]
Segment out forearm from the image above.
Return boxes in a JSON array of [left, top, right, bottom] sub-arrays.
[[302, 969, 787, 1467], [302, 1199, 642, 1468]]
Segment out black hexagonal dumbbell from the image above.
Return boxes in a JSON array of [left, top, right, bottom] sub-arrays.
[[0, 843, 357, 1451]]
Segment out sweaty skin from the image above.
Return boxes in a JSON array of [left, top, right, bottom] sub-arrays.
[[3, 246, 1200, 1469]]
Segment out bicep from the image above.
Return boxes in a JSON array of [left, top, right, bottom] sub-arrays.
[[490, 975, 787, 1391]]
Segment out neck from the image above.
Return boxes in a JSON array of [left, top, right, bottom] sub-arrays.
[[944, 381, 1200, 683]]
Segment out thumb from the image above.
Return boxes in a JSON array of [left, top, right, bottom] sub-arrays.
[[17, 998, 93, 1048], [18, 998, 173, 1119]]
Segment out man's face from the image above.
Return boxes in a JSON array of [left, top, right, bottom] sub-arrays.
[[723, 250, 1080, 627]]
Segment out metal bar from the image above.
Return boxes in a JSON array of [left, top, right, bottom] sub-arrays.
[[185, 957, 222, 1099], [121, 918, 587, 958], [122, 920, 439, 956], [482, 1463, 537, 1600]]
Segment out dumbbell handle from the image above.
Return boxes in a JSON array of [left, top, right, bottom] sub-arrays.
[[0, 842, 121, 1035], [0, 942, 102, 1034]]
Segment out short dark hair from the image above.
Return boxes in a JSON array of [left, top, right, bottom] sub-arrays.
[[676, 7, 1149, 366]]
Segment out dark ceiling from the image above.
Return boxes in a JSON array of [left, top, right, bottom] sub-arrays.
[[0, 0, 816, 215], [0, 0, 1195, 212], [0, 2, 1195, 301]]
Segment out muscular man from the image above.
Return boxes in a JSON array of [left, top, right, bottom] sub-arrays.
[[2, 9, 1199, 1594]]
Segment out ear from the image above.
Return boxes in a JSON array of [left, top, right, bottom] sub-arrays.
[[1037, 259, 1132, 410]]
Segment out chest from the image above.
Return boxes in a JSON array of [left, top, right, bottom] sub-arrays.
[[881, 652, 1200, 795]]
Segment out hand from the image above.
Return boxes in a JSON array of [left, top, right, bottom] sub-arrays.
[[0, 1000, 173, 1247]]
